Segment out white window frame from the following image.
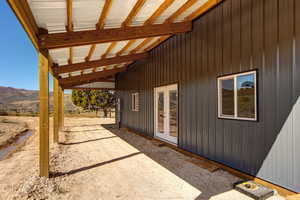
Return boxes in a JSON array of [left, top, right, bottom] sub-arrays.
[[132, 93, 139, 112], [217, 70, 257, 121]]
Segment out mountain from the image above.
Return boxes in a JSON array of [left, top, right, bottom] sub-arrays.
[[0, 86, 78, 113]]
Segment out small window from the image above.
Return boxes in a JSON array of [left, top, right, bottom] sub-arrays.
[[132, 93, 139, 112], [218, 71, 257, 121]]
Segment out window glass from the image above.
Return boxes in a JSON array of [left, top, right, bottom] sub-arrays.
[[221, 79, 235, 116], [158, 92, 164, 133], [237, 74, 255, 118], [169, 90, 177, 137], [218, 71, 257, 121]]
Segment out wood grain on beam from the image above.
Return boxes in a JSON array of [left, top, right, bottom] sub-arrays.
[[64, 87, 116, 90], [144, 35, 171, 51], [86, 0, 113, 62], [185, 0, 222, 21], [97, 0, 113, 29], [59, 67, 126, 85], [7, 0, 39, 49], [67, 0, 73, 64], [122, 0, 147, 27], [54, 53, 147, 74], [117, 40, 136, 56], [39, 22, 192, 49], [102, 42, 117, 59], [116, 0, 175, 55], [130, 38, 154, 54], [61, 78, 114, 88], [144, 0, 175, 25], [165, 0, 198, 23]]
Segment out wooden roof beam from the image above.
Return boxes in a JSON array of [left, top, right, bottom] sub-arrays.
[[39, 22, 192, 49], [7, 0, 40, 50], [53, 52, 148, 75], [67, 0, 73, 64], [86, 0, 114, 62], [116, 0, 175, 56], [122, 0, 147, 27], [59, 67, 126, 85], [61, 78, 115, 89], [185, 0, 223, 21]]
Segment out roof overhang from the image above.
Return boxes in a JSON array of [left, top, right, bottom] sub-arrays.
[[7, 0, 223, 89]]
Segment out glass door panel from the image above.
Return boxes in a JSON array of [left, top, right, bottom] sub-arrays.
[[169, 90, 178, 138], [157, 92, 164, 134]]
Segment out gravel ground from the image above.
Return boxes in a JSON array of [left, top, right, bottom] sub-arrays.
[[0, 117, 285, 200]]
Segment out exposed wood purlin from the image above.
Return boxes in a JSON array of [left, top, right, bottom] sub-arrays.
[[122, 0, 147, 27], [117, 40, 136, 56], [115, 0, 147, 57], [86, 0, 113, 71], [67, 0, 73, 64], [61, 78, 115, 88], [144, 0, 175, 25], [144, 35, 171, 51], [117, 0, 175, 56], [185, 0, 223, 21], [59, 67, 126, 85], [54, 53, 147, 74], [130, 38, 154, 54], [7, 0, 39, 50], [165, 0, 198, 23], [86, 45, 96, 61], [40, 22, 191, 49], [141, 0, 218, 53], [102, 42, 117, 59], [97, 0, 113, 29]]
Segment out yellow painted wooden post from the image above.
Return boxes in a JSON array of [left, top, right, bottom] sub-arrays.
[[39, 52, 49, 177], [53, 78, 59, 143], [61, 88, 64, 128], [57, 86, 64, 130]]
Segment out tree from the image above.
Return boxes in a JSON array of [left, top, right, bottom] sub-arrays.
[[71, 90, 115, 117]]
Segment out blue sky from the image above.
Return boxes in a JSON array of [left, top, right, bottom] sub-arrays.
[[0, 1, 53, 91]]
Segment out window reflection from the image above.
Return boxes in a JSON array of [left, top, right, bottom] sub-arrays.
[[221, 79, 235, 116], [237, 74, 255, 118]]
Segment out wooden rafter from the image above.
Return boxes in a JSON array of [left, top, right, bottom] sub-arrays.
[[67, 0, 73, 64], [102, 42, 117, 59], [185, 0, 223, 21], [7, 0, 39, 50], [165, 0, 198, 23], [130, 38, 154, 54], [122, 0, 147, 27], [97, 0, 113, 29], [116, 40, 136, 56], [144, 35, 171, 51], [59, 67, 126, 85], [144, 0, 175, 25], [39, 22, 192, 49], [53, 53, 148, 74], [116, 0, 175, 55], [112, 0, 147, 57], [85, 45, 96, 61], [86, 0, 113, 62], [61, 78, 115, 89], [134, 0, 222, 54]]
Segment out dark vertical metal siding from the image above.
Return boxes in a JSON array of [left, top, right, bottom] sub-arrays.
[[116, 0, 300, 192]]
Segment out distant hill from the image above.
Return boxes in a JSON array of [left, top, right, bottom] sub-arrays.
[[0, 86, 78, 113]]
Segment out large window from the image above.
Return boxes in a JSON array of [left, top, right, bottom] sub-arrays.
[[218, 71, 257, 121], [132, 93, 139, 112]]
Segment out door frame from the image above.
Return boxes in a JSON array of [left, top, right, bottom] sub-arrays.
[[153, 83, 179, 145]]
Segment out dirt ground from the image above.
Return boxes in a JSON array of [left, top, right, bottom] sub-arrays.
[[0, 117, 28, 147], [0, 117, 284, 200]]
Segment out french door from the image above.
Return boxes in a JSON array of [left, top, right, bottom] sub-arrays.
[[154, 84, 178, 145]]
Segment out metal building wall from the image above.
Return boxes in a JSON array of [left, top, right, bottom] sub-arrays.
[[116, 0, 300, 192]]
